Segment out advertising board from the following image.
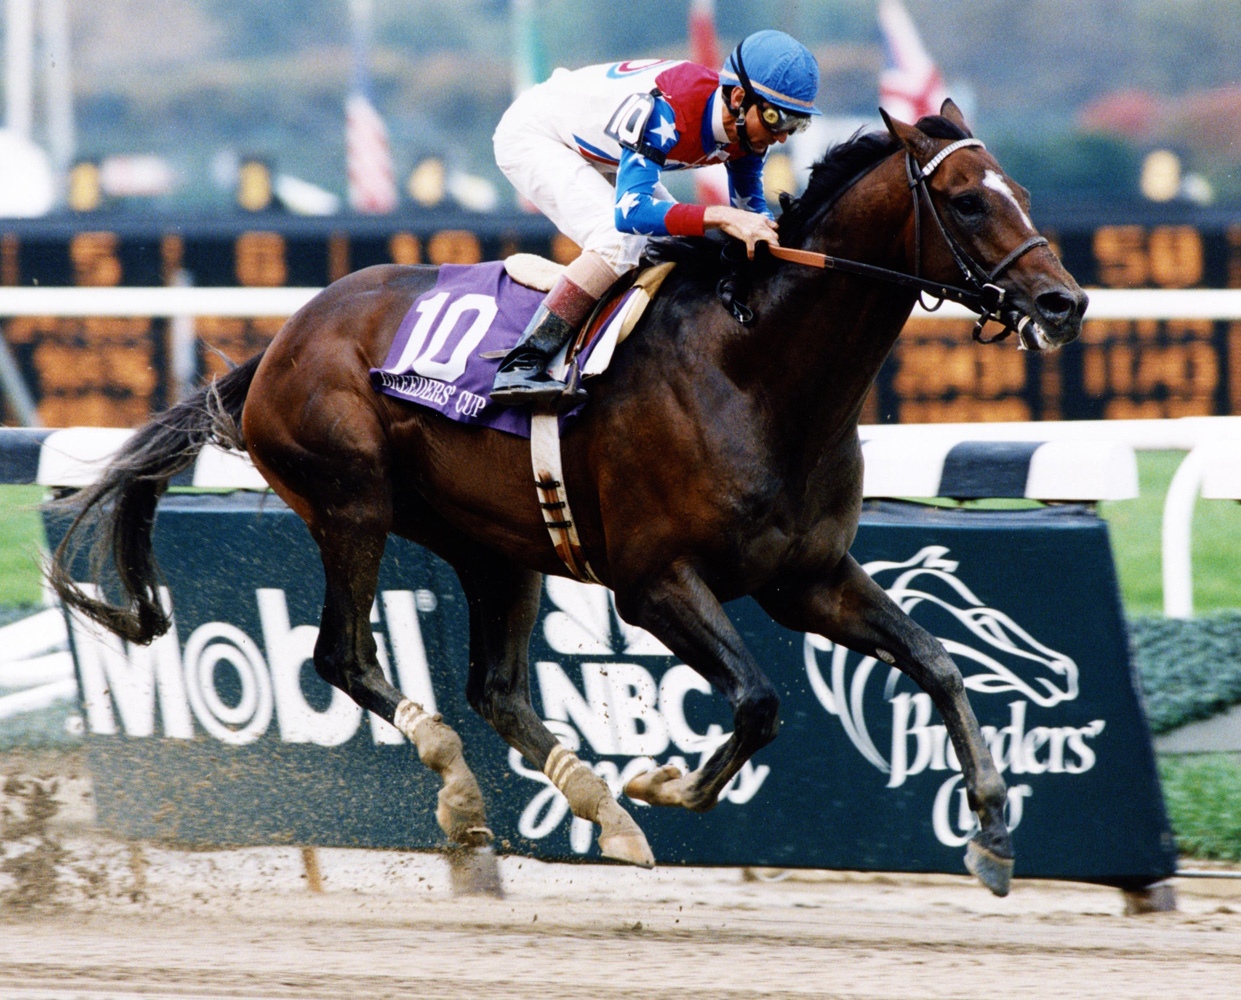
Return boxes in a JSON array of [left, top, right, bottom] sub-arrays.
[[49, 494, 1176, 885]]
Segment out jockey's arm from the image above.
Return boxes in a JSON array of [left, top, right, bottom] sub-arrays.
[[711, 153, 779, 257], [613, 146, 706, 237], [613, 125, 778, 257]]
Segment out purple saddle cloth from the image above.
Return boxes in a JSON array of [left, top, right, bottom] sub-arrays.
[[370, 261, 609, 438]]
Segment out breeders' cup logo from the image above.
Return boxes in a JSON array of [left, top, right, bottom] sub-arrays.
[[512, 576, 769, 855], [804, 546, 1104, 847]]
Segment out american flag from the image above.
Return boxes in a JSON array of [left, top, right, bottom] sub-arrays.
[[346, 91, 398, 214], [878, 0, 948, 123]]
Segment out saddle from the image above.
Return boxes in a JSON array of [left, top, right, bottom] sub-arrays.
[[503, 253, 676, 377]]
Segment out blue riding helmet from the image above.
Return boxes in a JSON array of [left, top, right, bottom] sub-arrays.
[[719, 29, 822, 133]]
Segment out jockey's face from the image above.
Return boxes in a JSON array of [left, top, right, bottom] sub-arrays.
[[724, 87, 791, 154]]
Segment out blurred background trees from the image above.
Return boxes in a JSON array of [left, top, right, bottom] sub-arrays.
[[14, 0, 1241, 210]]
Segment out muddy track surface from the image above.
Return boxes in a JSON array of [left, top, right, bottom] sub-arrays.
[[1, 761, 1239, 999]]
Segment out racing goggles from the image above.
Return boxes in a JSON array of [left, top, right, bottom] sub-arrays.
[[757, 102, 811, 135]]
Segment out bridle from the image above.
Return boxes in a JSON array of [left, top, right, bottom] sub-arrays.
[[719, 137, 1049, 343], [903, 138, 1048, 342]]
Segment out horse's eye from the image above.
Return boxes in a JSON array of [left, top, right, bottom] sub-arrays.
[[952, 193, 985, 217]]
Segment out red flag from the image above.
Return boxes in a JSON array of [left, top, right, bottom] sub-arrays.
[[689, 0, 728, 206], [346, 91, 398, 214], [878, 0, 948, 122]]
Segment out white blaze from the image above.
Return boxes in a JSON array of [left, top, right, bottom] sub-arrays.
[[982, 170, 1034, 230]]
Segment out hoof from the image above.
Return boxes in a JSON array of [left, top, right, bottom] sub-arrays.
[[624, 764, 690, 807], [597, 797, 655, 867], [447, 845, 504, 898], [1123, 881, 1177, 915], [964, 838, 1013, 897], [598, 830, 656, 868], [437, 786, 493, 848]]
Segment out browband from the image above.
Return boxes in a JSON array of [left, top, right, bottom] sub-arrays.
[[910, 138, 986, 184]]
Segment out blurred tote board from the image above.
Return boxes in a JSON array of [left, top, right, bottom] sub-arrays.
[[0, 214, 1239, 426]]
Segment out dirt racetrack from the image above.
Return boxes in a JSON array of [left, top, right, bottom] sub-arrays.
[[2, 756, 1239, 1000]]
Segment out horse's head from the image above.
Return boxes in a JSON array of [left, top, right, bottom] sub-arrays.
[[881, 99, 1087, 351]]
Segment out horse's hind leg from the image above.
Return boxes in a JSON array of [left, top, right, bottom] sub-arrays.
[[757, 554, 1013, 896], [312, 510, 492, 849], [456, 557, 653, 866]]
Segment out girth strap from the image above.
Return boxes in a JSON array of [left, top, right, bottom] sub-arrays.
[[530, 409, 602, 585]]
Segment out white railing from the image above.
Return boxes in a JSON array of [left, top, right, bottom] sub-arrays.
[[0, 285, 1238, 319], [862, 419, 1241, 618], [2, 285, 1240, 618]]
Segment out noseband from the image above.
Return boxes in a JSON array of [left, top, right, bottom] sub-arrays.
[[717, 138, 1048, 342]]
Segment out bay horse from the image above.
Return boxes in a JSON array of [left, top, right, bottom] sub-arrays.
[[48, 101, 1085, 896]]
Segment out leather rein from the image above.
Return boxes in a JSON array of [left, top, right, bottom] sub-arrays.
[[722, 138, 1049, 344]]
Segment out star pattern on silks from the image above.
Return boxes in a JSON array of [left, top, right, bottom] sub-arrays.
[[732, 191, 763, 211], [616, 190, 641, 218], [651, 116, 678, 148]]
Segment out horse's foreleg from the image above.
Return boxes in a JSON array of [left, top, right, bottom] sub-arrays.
[[757, 554, 1013, 896], [389, 700, 492, 847], [314, 521, 492, 849], [458, 559, 653, 867], [615, 562, 780, 813]]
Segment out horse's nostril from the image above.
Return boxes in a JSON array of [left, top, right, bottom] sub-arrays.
[[1035, 289, 1078, 324]]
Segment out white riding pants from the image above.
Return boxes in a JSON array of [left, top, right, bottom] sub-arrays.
[[493, 91, 672, 276]]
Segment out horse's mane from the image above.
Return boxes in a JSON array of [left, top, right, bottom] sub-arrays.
[[646, 114, 973, 274]]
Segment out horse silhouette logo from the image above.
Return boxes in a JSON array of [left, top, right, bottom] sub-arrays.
[[804, 545, 1080, 774]]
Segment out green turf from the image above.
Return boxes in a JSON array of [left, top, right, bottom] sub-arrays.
[[1157, 753, 1241, 861], [0, 485, 46, 608], [1100, 451, 1241, 616]]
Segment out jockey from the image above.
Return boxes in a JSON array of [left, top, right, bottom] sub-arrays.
[[490, 29, 821, 406]]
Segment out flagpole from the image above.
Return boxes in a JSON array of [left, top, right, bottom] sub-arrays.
[[345, 0, 397, 213], [6, 0, 35, 139], [689, 0, 728, 206], [350, 0, 373, 94], [42, 0, 76, 176]]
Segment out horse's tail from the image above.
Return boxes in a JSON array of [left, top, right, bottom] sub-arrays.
[[46, 350, 266, 645]]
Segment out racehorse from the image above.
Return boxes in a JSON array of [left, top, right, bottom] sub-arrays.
[[48, 101, 1085, 896]]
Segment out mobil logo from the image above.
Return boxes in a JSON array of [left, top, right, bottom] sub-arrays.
[[66, 586, 439, 747]]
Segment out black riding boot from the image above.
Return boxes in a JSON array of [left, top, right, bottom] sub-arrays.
[[490, 303, 590, 408]]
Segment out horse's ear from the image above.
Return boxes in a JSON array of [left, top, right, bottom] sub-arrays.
[[939, 98, 971, 133], [879, 107, 936, 160]]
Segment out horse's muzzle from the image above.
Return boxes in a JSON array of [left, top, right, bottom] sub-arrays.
[[1013, 286, 1089, 351]]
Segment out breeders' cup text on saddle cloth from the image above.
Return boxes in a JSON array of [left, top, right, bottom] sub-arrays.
[[369, 261, 545, 438]]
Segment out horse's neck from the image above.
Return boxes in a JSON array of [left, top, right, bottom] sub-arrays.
[[750, 155, 916, 450]]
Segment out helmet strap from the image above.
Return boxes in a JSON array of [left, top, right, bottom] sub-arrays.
[[734, 102, 756, 154], [728, 42, 761, 154]]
